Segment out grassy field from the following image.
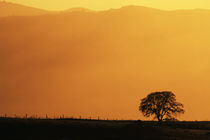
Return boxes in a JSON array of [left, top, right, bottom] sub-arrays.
[[1, 118, 210, 140]]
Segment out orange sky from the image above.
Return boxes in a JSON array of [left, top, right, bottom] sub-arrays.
[[1, 0, 210, 121], [6, 0, 210, 10]]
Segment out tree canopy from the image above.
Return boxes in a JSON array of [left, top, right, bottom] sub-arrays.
[[139, 91, 184, 122]]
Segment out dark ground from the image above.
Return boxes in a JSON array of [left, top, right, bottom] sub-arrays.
[[1, 118, 210, 140]]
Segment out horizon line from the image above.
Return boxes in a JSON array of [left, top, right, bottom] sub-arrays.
[[2, 1, 210, 12], [0, 114, 207, 122], [0, 116, 209, 122]]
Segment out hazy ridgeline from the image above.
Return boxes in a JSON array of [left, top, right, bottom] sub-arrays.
[[1, 2, 210, 120], [0, 1, 48, 17]]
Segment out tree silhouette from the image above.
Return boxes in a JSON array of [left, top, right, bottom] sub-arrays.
[[139, 91, 184, 122]]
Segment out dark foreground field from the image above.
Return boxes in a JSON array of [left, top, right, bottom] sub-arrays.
[[1, 118, 210, 140]]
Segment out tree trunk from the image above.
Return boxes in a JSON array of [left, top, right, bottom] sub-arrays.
[[157, 116, 163, 123], [157, 116, 161, 122]]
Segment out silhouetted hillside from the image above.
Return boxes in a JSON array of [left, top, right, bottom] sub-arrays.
[[1, 6, 210, 120], [1, 118, 210, 140], [0, 1, 48, 17]]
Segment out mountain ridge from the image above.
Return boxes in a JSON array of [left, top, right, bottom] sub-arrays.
[[1, 2, 210, 17], [0, 1, 48, 17]]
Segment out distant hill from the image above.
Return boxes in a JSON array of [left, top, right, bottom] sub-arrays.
[[0, 1, 48, 17], [1, 6, 210, 120], [64, 7, 94, 13]]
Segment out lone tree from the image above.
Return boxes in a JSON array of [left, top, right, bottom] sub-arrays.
[[139, 91, 184, 122]]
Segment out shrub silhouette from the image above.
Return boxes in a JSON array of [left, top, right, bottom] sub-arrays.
[[139, 91, 184, 122]]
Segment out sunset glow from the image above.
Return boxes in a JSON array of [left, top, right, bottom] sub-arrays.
[[6, 0, 210, 10], [1, 0, 210, 122]]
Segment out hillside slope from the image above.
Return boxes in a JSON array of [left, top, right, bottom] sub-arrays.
[[0, 1, 48, 17], [1, 118, 210, 140]]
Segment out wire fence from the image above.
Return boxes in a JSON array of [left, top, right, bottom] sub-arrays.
[[0, 114, 134, 121]]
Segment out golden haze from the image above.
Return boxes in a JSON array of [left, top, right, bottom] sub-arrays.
[[6, 0, 210, 10], [1, 3, 210, 121]]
